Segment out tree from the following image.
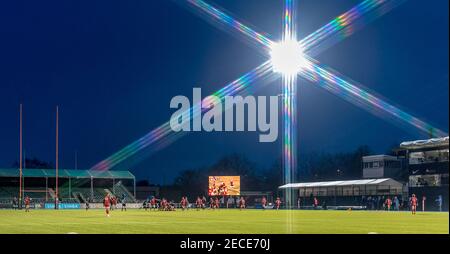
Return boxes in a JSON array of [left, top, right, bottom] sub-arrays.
[[262, 157, 282, 192], [136, 180, 151, 186], [173, 168, 206, 197], [298, 145, 372, 181]]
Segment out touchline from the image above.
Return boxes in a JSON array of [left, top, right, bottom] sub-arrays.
[[169, 88, 279, 142]]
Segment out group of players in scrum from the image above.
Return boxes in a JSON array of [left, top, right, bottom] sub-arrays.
[[140, 196, 248, 211], [136, 195, 285, 213], [98, 193, 422, 216]]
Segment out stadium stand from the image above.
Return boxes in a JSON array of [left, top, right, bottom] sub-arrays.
[[112, 181, 137, 202], [71, 188, 108, 202], [0, 168, 137, 207], [279, 178, 408, 209]]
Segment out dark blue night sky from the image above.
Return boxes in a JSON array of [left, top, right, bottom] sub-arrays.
[[0, 0, 448, 183]]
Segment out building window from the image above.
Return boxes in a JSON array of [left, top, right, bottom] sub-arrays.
[[409, 149, 449, 164], [373, 161, 381, 168], [409, 174, 446, 187]]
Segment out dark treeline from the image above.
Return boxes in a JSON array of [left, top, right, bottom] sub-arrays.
[[166, 145, 372, 197], [12, 158, 54, 169]]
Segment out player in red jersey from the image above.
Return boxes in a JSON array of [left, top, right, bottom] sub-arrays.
[[150, 197, 157, 210], [111, 196, 117, 211], [209, 197, 214, 209], [313, 197, 319, 209], [24, 196, 30, 212], [215, 197, 220, 209], [201, 196, 207, 209], [185, 197, 190, 210], [164, 198, 169, 211], [195, 197, 202, 210], [239, 197, 246, 210], [103, 193, 111, 217], [180, 197, 184, 210], [160, 198, 167, 211], [275, 197, 281, 210], [180, 197, 187, 211], [261, 196, 267, 210], [410, 194, 418, 215], [385, 197, 392, 211], [159, 198, 163, 211]]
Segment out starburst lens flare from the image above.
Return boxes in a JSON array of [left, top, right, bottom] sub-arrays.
[[300, 0, 406, 56], [281, 0, 298, 233], [91, 61, 273, 171], [92, 0, 444, 186], [299, 56, 448, 138], [270, 40, 306, 76]]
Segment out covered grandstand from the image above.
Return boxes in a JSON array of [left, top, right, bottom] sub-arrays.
[[0, 168, 137, 207], [279, 178, 405, 196], [279, 178, 407, 209]]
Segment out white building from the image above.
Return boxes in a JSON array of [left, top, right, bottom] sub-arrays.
[[362, 155, 402, 179]]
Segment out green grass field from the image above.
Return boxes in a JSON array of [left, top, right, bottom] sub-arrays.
[[0, 209, 447, 234]]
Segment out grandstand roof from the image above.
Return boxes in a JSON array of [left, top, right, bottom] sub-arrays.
[[278, 178, 403, 189], [0, 168, 135, 179], [399, 136, 449, 149], [362, 155, 399, 161]]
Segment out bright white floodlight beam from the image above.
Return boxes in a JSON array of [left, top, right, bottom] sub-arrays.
[[270, 40, 306, 76]]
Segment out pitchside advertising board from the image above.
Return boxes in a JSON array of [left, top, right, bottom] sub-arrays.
[[44, 203, 143, 209], [44, 203, 80, 209], [80, 203, 142, 209], [208, 176, 240, 196]]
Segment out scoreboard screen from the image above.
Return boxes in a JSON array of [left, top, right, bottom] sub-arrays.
[[208, 176, 240, 196]]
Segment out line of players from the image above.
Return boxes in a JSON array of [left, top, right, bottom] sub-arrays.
[[193, 196, 248, 210], [139, 196, 249, 212], [103, 192, 421, 216], [139, 196, 281, 212], [16, 192, 423, 216], [134, 194, 423, 213]]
